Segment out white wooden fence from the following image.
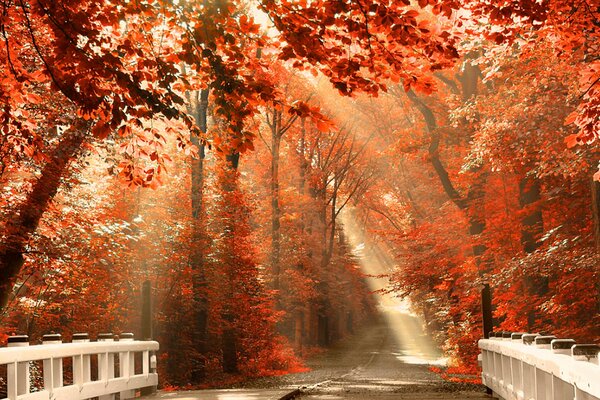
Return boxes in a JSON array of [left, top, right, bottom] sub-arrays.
[[1, 333, 158, 400], [479, 332, 600, 400]]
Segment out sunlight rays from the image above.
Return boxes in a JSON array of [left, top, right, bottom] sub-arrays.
[[339, 209, 445, 366]]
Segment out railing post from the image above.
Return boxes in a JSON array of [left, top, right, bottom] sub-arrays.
[[534, 335, 556, 400], [551, 338, 576, 355], [98, 333, 116, 400], [42, 333, 63, 392], [7, 335, 30, 399], [119, 333, 136, 399], [72, 333, 91, 388], [510, 333, 525, 397], [480, 287, 495, 394], [481, 283, 493, 339], [520, 333, 538, 400], [572, 344, 600, 362]]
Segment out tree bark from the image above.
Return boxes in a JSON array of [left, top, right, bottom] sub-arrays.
[[592, 178, 600, 252], [326, 182, 338, 267], [294, 311, 303, 351], [519, 175, 543, 254], [298, 118, 307, 198], [189, 88, 209, 382], [270, 109, 282, 291], [459, 61, 480, 100], [405, 90, 468, 210], [220, 150, 240, 374], [405, 88, 488, 269], [519, 173, 546, 330], [318, 177, 330, 269], [293, 118, 308, 350], [222, 311, 237, 373], [0, 120, 88, 308], [267, 106, 299, 292], [314, 176, 330, 347], [468, 170, 488, 266]]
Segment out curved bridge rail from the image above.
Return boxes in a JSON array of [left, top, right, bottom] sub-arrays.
[[0, 333, 158, 400], [479, 332, 600, 400]]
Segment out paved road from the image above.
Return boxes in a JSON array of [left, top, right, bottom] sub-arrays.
[[143, 388, 297, 400], [240, 312, 489, 399], [145, 312, 489, 399], [295, 317, 489, 399]]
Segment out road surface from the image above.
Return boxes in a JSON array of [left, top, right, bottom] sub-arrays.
[[143, 312, 489, 399], [241, 312, 489, 399]]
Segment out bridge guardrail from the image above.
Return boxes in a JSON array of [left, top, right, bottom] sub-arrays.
[[479, 331, 600, 400], [0, 333, 158, 400]]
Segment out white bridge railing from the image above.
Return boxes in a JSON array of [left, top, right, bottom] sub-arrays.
[[479, 332, 600, 400], [1, 333, 158, 400]]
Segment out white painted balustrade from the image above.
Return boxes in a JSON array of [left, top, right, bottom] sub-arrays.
[[1, 333, 159, 400], [479, 331, 600, 400]]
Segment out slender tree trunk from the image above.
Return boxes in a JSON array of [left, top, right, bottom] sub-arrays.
[[318, 177, 331, 269], [592, 178, 600, 252], [221, 150, 240, 374], [294, 311, 303, 351], [468, 169, 489, 271], [190, 88, 209, 382], [405, 89, 488, 266], [519, 175, 543, 253], [294, 119, 308, 350], [222, 311, 237, 373], [0, 121, 88, 308], [326, 183, 337, 266], [519, 173, 546, 330], [306, 303, 317, 346], [304, 139, 319, 346], [298, 118, 307, 197], [318, 313, 329, 346], [460, 60, 480, 101], [593, 179, 600, 316], [315, 176, 338, 348], [270, 110, 282, 291], [315, 177, 330, 347]]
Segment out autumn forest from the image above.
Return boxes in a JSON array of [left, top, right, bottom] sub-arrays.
[[0, 0, 599, 389]]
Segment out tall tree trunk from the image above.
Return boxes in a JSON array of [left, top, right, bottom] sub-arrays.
[[405, 66, 492, 332], [315, 176, 339, 348], [267, 105, 299, 297], [294, 118, 308, 350], [315, 176, 327, 268], [519, 175, 543, 253], [294, 311, 303, 351], [592, 178, 600, 252], [271, 110, 282, 291], [0, 120, 88, 308], [222, 311, 237, 373], [221, 150, 240, 374], [468, 169, 488, 270], [405, 89, 488, 267], [519, 173, 546, 330], [592, 179, 600, 317], [460, 60, 480, 100], [326, 183, 338, 266], [298, 118, 307, 197], [315, 178, 330, 347], [190, 88, 209, 382]]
